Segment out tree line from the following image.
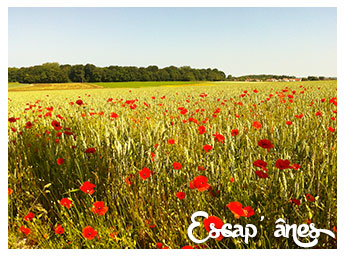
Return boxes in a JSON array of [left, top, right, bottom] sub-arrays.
[[227, 74, 336, 81], [8, 63, 227, 83]]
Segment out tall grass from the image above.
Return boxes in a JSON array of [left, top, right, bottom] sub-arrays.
[[8, 81, 337, 248]]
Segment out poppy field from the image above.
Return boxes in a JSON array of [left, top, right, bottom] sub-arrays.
[[8, 80, 337, 249]]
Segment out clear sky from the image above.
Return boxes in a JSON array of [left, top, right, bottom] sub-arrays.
[[8, 7, 337, 77]]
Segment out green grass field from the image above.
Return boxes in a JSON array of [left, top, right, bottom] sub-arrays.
[[8, 82, 30, 89], [8, 80, 337, 249], [8, 81, 208, 91]]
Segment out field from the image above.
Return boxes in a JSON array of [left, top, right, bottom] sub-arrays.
[[8, 81, 208, 92], [8, 80, 337, 249]]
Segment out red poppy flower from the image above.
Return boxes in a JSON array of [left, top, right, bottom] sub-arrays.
[[110, 112, 118, 118], [226, 201, 255, 219], [203, 144, 213, 153], [253, 160, 267, 170], [80, 181, 95, 195], [8, 188, 13, 195], [176, 191, 185, 199], [82, 226, 97, 240], [286, 121, 292, 125], [179, 108, 188, 115], [328, 127, 335, 132], [231, 129, 239, 136], [20, 226, 31, 235], [275, 159, 292, 169], [255, 170, 268, 178], [173, 162, 182, 170], [213, 133, 225, 143], [252, 121, 262, 130], [168, 139, 175, 145], [54, 224, 65, 234], [157, 242, 163, 249], [305, 193, 315, 202], [85, 147, 96, 154], [76, 100, 83, 106], [198, 126, 206, 134], [24, 212, 35, 221], [181, 246, 194, 249], [139, 167, 151, 180], [57, 158, 64, 165], [290, 198, 301, 206], [91, 201, 108, 216], [203, 216, 224, 241], [191, 176, 210, 192], [8, 117, 16, 123], [51, 120, 62, 131], [25, 121, 33, 129], [60, 198, 73, 209], [258, 139, 274, 151]]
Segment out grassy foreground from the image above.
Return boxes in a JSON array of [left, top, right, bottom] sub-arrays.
[[8, 81, 337, 248]]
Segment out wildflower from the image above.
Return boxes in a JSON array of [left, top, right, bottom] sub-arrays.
[[85, 148, 96, 154], [82, 226, 97, 240], [255, 170, 268, 178], [203, 216, 224, 241], [198, 126, 206, 134], [176, 192, 185, 199], [275, 159, 292, 170], [80, 181, 95, 195], [226, 201, 255, 219], [20, 226, 31, 235], [290, 198, 301, 206], [54, 224, 65, 234], [51, 120, 62, 131], [76, 100, 83, 105], [57, 158, 64, 165], [213, 133, 225, 143], [24, 212, 35, 221], [139, 168, 151, 180], [258, 139, 274, 151], [305, 193, 315, 202], [252, 121, 262, 130], [190, 176, 210, 192], [91, 201, 108, 216], [60, 198, 73, 209], [231, 129, 239, 136], [173, 162, 182, 170], [253, 160, 267, 171], [203, 144, 213, 153]]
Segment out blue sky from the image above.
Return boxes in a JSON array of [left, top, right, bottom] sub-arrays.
[[8, 7, 337, 77]]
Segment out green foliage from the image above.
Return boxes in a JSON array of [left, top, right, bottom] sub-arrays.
[[8, 63, 226, 83]]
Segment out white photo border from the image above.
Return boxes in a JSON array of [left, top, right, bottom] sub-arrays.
[[2, 1, 343, 256]]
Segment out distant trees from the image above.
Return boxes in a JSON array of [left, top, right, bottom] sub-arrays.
[[9, 63, 335, 83], [229, 74, 296, 81], [8, 63, 227, 83]]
